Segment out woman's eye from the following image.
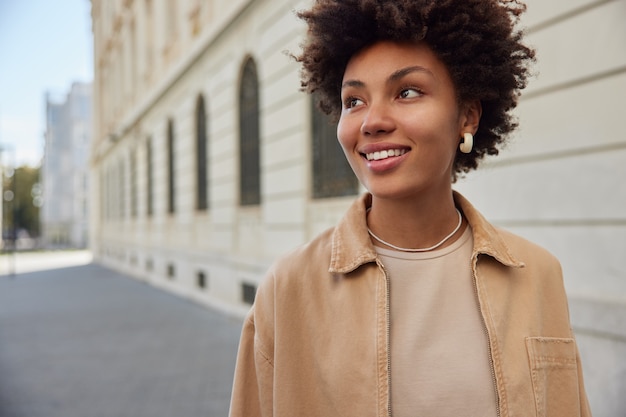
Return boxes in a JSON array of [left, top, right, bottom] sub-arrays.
[[399, 88, 421, 99], [344, 97, 364, 109]]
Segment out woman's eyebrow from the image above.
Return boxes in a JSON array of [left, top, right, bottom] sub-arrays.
[[341, 79, 365, 90], [388, 65, 434, 83], [341, 65, 434, 90]]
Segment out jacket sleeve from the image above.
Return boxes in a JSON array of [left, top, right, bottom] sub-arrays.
[[229, 275, 276, 417]]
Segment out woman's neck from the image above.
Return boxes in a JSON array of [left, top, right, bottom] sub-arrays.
[[366, 189, 465, 251]]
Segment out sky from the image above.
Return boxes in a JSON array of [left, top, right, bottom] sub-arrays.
[[0, 0, 93, 167]]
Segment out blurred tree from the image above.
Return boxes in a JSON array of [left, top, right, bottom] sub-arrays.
[[3, 165, 40, 239]]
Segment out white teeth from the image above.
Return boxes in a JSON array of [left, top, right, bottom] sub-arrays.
[[365, 149, 406, 161]]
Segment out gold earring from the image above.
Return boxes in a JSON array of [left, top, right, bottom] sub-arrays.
[[460, 132, 473, 154]]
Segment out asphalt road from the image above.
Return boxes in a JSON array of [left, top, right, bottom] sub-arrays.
[[0, 261, 244, 417]]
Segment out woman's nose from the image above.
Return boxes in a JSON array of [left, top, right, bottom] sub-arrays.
[[360, 102, 395, 136]]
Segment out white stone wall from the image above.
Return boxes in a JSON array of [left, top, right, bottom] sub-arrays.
[[455, 1, 626, 416]]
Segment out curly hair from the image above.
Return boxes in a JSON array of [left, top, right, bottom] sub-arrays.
[[296, 0, 535, 178]]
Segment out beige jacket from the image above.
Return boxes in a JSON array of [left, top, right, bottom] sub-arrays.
[[229, 192, 592, 417]]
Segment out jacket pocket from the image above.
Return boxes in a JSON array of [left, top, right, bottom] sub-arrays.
[[525, 337, 581, 417]]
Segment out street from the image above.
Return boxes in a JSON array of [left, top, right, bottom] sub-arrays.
[[0, 253, 243, 417]]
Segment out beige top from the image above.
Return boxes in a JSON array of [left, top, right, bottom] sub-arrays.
[[375, 226, 498, 417]]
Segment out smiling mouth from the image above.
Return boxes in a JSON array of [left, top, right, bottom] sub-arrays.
[[364, 149, 407, 161]]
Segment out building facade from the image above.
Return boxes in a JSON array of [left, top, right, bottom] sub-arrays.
[[42, 82, 92, 248], [90, 1, 625, 415]]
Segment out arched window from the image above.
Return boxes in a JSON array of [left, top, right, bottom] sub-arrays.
[[196, 94, 208, 211], [311, 97, 358, 198], [238, 57, 261, 206], [167, 118, 175, 214]]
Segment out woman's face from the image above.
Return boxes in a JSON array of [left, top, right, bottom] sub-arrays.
[[337, 41, 479, 201]]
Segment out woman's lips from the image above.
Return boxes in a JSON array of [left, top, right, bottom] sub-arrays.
[[362, 148, 410, 173], [364, 148, 407, 161]]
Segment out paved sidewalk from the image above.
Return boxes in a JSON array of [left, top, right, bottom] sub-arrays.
[[0, 250, 93, 276], [0, 260, 244, 417]]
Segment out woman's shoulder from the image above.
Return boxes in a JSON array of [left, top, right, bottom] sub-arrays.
[[494, 227, 562, 272], [271, 226, 336, 276], [257, 226, 336, 292], [252, 226, 339, 325]]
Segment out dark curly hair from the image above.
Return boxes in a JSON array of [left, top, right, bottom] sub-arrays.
[[295, 0, 535, 178]]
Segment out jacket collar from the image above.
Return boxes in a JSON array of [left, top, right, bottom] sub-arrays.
[[329, 192, 524, 274]]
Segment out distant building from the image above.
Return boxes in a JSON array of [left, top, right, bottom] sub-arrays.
[[90, 2, 624, 416], [42, 82, 92, 248]]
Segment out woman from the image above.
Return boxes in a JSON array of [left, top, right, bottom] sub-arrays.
[[229, 1, 592, 416]]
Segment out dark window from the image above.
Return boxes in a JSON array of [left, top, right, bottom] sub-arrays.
[[242, 282, 257, 305], [197, 271, 207, 289], [167, 263, 175, 279], [146, 137, 154, 217], [311, 97, 359, 198], [196, 94, 208, 211], [167, 119, 175, 214], [238, 58, 261, 206]]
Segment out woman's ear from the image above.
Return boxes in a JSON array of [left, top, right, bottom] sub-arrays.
[[461, 100, 482, 134]]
